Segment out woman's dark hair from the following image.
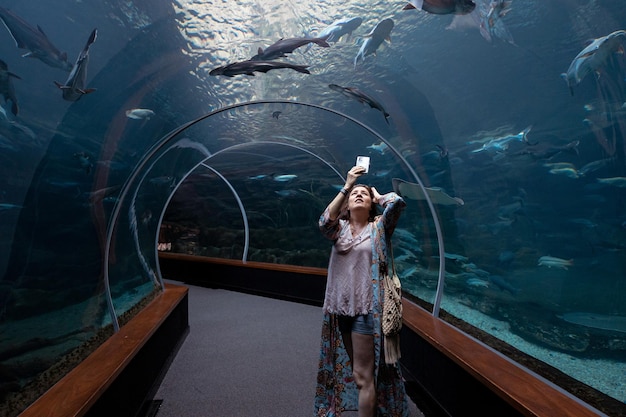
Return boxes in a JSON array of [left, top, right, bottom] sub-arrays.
[[340, 184, 379, 222]]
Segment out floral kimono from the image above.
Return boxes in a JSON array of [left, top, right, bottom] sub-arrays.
[[314, 192, 409, 417]]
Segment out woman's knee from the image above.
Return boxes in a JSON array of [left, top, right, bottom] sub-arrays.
[[352, 369, 374, 389]]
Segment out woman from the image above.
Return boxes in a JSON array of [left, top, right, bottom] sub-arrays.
[[314, 166, 409, 417]]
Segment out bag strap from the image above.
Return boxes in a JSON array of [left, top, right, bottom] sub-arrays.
[[378, 232, 397, 277], [389, 237, 397, 276]]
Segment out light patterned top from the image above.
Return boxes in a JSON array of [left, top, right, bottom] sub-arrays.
[[322, 221, 372, 315]]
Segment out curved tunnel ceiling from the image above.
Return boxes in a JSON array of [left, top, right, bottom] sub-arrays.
[[103, 101, 447, 330]]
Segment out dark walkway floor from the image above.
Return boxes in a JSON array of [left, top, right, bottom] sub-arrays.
[[154, 280, 423, 417]]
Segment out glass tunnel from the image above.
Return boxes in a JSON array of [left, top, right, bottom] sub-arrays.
[[0, 0, 625, 415]]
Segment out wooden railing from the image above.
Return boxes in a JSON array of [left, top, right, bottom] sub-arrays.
[[401, 300, 606, 417], [158, 251, 328, 275], [19, 284, 188, 417]]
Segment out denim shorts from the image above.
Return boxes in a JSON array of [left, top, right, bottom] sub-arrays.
[[337, 313, 374, 335]]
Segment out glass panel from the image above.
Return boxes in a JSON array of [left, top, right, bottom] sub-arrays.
[[157, 102, 437, 268]]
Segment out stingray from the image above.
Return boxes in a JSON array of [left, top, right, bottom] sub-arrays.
[[559, 312, 626, 334], [392, 178, 464, 206]]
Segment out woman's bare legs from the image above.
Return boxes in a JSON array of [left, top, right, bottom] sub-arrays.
[[342, 331, 376, 417]]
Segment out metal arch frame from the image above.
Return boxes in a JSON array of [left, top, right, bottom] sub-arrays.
[[104, 99, 447, 332], [155, 139, 346, 269], [196, 140, 346, 260], [199, 163, 250, 260]]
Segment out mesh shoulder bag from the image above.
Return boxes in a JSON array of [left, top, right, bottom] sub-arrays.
[[380, 240, 402, 364], [381, 249, 403, 337]]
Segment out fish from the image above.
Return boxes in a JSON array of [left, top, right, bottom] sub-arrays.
[[272, 111, 281, 119], [392, 178, 464, 206], [487, 218, 514, 235], [559, 312, 626, 333], [489, 275, 520, 295], [479, 0, 515, 45], [250, 36, 330, 61], [0, 203, 23, 211], [394, 253, 416, 263], [0, 7, 72, 71], [399, 266, 418, 279], [73, 151, 93, 174], [538, 256, 573, 270], [209, 60, 310, 77], [317, 17, 363, 43], [543, 162, 576, 170], [515, 140, 579, 160], [85, 185, 121, 204], [578, 157, 613, 176], [596, 177, 626, 187], [354, 18, 394, 67], [275, 189, 299, 197], [0, 59, 20, 115], [126, 108, 155, 120], [548, 167, 580, 179], [471, 125, 533, 153], [54, 28, 97, 101], [329, 83, 390, 124], [443, 252, 469, 263], [149, 176, 175, 187], [466, 277, 489, 288], [394, 228, 419, 244], [403, 0, 476, 15], [367, 141, 389, 154], [273, 174, 297, 182], [562, 30, 626, 95]]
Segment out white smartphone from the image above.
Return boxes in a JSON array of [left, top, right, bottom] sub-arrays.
[[356, 156, 370, 173]]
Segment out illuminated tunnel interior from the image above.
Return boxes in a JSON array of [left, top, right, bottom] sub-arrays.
[[105, 100, 446, 333]]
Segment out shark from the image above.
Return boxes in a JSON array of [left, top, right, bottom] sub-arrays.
[[317, 17, 363, 43], [403, 0, 476, 15], [329, 83, 390, 124], [209, 60, 310, 77], [562, 30, 626, 95], [250, 36, 330, 61], [471, 125, 533, 153], [354, 18, 394, 67], [54, 28, 97, 101], [0, 7, 72, 71]]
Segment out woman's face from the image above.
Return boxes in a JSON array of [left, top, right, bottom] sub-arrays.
[[348, 185, 372, 212]]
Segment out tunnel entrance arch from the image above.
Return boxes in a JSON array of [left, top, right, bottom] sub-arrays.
[[104, 100, 445, 330]]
